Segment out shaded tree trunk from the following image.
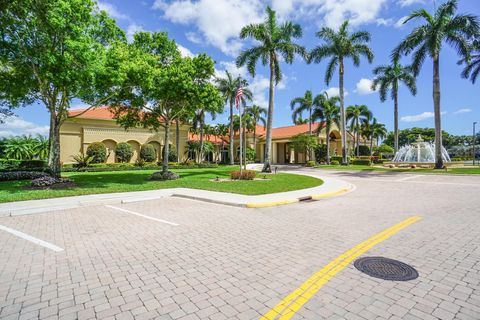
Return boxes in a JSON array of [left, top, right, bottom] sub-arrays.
[[47, 111, 61, 178], [309, 106, 313, 161], [326, 124, 331, 165], [175, 121, 180, 163], [199, 119, 204, 163], [243, 123, 247, 170], [393, 82, 399, 154], [262, 57, 275, 173], [339, 59, 348, 165], [162, 123, 171, 173], [370, 135, 374, 157], [356, 118, 360, 156], [229, 100, 234, 165], [433, 56, 443, 169], [253, 126, 257, 162]]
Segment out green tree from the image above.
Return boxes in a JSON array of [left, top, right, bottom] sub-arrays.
[[459, 37, 480, 83], [215, 71, 252, 165], [291, 90, 314, 135], [371, 59, 417, 153], [237, 6, 306, 172], [289, 134, 318, 160], [214, 124, 229, 163], [294, 116, 309, 125], [362, 118, 387, 156], [245, 105, 267, 160], [312, 92, 340, 164], [309, 21, 374, 165], [346, 105, 372, 156], [0, 0, 125, 177], [393, 0, 479, 168], [192, 109, 219, 163], [2, 136, 33, 160]]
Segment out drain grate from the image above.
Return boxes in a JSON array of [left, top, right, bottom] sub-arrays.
[[354, 257, 418, 281]]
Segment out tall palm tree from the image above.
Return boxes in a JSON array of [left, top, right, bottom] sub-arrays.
[[309, 20, 374, 165], [346, 105, 372, 156], [291, 90, 314, 135], [215, 124, 229, 163], [237, 6, 306, 172], [245, 105, 267, 161], [459, 37, 480, 84], [313, 92, 340, 164], [192, 110, 217, 163], [294, 116, 309, 125], [362, 118, 387, 156], [371, 59, 417, 153], [216, 71, 252, 165], [393, 0, 479, 168]]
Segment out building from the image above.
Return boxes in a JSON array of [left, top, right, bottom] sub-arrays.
[[60, 106, 355, 165]]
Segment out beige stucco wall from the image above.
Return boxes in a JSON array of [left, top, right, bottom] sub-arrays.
[[59, 118, 190, 164]]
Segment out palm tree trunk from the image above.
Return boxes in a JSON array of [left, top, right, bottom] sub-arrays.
[[199, 120, 204, 163], [326, 124, 331, 165], [309, 106, 313, 161], [47, 112, 61, 178], [356, 119, 359, 156], [433, 55, 443, 169], [175, 121, 180, 163], [243, 124, 247, 169], [262, 58, 275, 172], [339, 59, 348, 165], [370, 135, 374, 157], [229, 100, 234, 165], [162, 122, 171, 173], [253, 126, 257, 162], [393, 83, 399, 154]]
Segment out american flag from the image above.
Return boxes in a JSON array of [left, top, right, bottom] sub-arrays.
[[235, 87, 243, 109]]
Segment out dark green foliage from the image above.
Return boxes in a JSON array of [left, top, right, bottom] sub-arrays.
[[330, 160, 340, 165], [374, 144, 395, 155], [140, 144, 157, 162], [0, 171, 49, 181], [245, 147, 255, 162], [72, 154, 94, 169], [150, 171, 179, 181], [314, 144, 328, 163], [115, 142, 133, 163], [331, 156, 349, 164], [0, 159, 46, 171], [61, 162, 219, 172], [358, 145, 370, 156], [86, 142, 107, 164], [306, 161, 316, 167], [352, 159, 371, 166], [168, 145, 177, 162]]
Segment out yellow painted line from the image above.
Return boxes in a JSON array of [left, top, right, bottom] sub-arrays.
[[261, 216, 422, 320], [246, 199, 299, 208], [311, 188, 350, 200]]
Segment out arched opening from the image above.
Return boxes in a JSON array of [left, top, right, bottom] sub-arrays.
[[329, 131, 341, 156], [147, 141, 162, 162], [127, 140, 141, 163], [102, 139, 117, 163]]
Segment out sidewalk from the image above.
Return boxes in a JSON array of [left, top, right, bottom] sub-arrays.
[[0, 174, 354, 216]]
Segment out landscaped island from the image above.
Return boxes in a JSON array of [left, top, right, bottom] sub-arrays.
[[0, 166, 323, 203]]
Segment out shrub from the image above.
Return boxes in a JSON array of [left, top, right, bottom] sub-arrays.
[[230, 170, 256, 180], [135, 158, 146, 167], [245, 147, 256, 161], [314, 144, 328, 163], [0, 171, 49, 181], [86, 142, 107, 163], [330, 160, 340, 165], [374, 144, 395, 155], [168, 146, 177, 162], [183, 159, 195, 166], [140, 144, 157, 162], [72, 154, 93, 169], [0, 159, 46, 171], [115, 142, 133, 163], [306, 160, 316, 167], [19, 160, 46, 169], [150, 171, 179, 181], [331, 156, 350, 164], [352, 159, 371, 166], [357, 145, 370, 156]]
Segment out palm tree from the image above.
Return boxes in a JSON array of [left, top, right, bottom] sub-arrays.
[[216, 71, 252, 165], [192, 110, 217, 163], [312, 92, 340, 164], [3, 136, 34, 160], [459, 37, 480, 84], [346, 105, 372, 156], [371, 59, 417, 153], [393, 0, 479, 168], [294, 116, 309, 125], [237, 6, 306, 172], [309, 21, 374, 165], [245, 105, 267, 161], [291, 90, 314, 135], [215, 124, 229, 163], [362, 118, 387, 156]]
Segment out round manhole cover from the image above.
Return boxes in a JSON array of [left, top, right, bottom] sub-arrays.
[[354, 257, 419, 281]]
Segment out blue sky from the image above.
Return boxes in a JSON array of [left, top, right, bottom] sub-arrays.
[[1, 0, 479, 137]]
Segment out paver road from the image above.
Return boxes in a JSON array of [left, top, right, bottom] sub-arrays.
[[0, 168, 479, 320]]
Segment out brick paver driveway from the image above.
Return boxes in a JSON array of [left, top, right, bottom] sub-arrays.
[[1, 169, 479, 320]]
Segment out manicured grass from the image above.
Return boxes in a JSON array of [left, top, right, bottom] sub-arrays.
[[0, 166, 323, 203], [316, 165, 480, 174]]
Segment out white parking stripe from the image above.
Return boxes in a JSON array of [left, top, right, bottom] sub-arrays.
[[396, 175, 424, 182], [0, 224, 64, 252], [105, 205, 179, 226]]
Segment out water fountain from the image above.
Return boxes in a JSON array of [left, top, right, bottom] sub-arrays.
[[386, 135, 451, 168]]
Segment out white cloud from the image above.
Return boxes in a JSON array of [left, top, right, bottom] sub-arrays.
[[0, 115, 49, 138], [394, 15, 409, 28], [153, 0, 263, 56], [126, 24, 145, 42], [323, 87, 348, 97], [401, 111, 447, 123], [97, 1, 130, 21], [186, 32, 202, 44], [177, 43, 195, 57], [355, 78, 376, 95], [397, 0, 425, 7], [454, 108, 472, 114]]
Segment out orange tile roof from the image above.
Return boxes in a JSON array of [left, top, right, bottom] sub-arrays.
[[259, 122, 323, 139], [68, 106, 116, 120], [188, 132, 228, 144]]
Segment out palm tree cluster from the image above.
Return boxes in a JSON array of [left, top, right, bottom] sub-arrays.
[[233, 1, 479, 170], [0, 135, 49, 160]]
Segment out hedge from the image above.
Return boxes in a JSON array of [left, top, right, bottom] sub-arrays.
[[0, 159, 47, 171], [86, 142, 107, 163], [140, 144, 157, 162], [0, 171, 50, 181], [352, 159, 371, 166], [115, 142, 133, 163], [61, 162, 219, 172]]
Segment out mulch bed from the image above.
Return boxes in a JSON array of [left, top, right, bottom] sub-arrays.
[[23, 181, 77, 190]]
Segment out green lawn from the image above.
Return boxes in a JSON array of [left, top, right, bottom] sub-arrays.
[[316, 165, 480, 174], [0, 166, 323, 203]]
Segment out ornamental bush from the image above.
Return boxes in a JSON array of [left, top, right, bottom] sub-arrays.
[[358, 145, 370, 156], [115, 142, 133, 163], [352, 159, 371, 166], [86, 142, 107, 163], [140, 144, 157, 162], [306, 160, 316, 167], [150, 171, 179, 181], [314, 144, 328, 163], [230, 170, 256, 180]]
